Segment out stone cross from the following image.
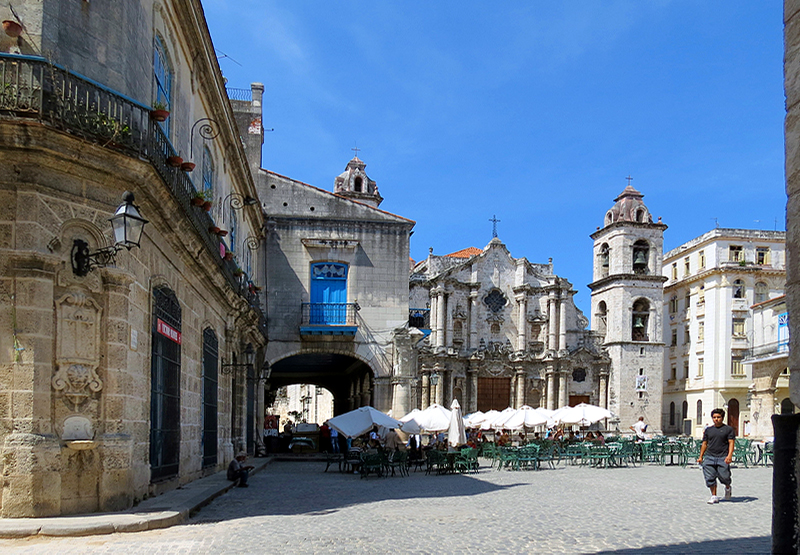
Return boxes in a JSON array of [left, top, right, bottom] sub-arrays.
[[489, 215, 500, 238]]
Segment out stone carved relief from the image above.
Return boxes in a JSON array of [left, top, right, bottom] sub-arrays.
[[54, 292, 104, 407]]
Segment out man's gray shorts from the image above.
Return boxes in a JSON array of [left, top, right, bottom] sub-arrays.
[[702, 456, 732, 488]]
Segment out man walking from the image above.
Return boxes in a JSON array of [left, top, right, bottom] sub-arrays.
[[697, 408, 735, 504]]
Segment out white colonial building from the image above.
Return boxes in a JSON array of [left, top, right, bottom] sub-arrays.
[[661, 228, 786, 438]]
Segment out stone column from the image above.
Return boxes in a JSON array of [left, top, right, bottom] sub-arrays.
[[429, 291, 438, 346], [547, 291, 557, 351], [469, 291, 479, 350], [444, 289, 454, 349], [546, 370, 556, 410], [515, 369, 526, 408], [516, 293, 527, 352], [558, 372, 569, 408], [434, 363, 445, 406], [559, 297, 568, 352], [468, 364, 479, 413], [599, 372, 608, 410], [436, 289, 446, 349], [421, 365, 431, 409]]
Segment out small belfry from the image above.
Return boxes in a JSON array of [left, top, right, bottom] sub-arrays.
[[589, 182, 667, 431], [333, 151, 383, 208]]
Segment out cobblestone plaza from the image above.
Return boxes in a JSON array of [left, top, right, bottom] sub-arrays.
[[0, 460, 772, 554]]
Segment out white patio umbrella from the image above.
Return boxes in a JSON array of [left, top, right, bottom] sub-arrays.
[[399, 404, 452, 433], [552, 403, 614, 426], [488, 407, 518, 430], [327, 406, 403, 438], [478, 410, 501, 431], [464, 411, 485, 428], [499, 406, 549, 430], [448, 399, 467, 448]]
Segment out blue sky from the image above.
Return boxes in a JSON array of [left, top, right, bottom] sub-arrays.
[[203, 1, 786, 315]]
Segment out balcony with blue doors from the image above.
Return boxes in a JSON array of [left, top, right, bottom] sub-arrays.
[[300, 302, 359, 336]]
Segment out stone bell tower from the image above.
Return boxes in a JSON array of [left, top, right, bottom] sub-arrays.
[[334, 153, 383, 208], [588, 184, 667, 431]]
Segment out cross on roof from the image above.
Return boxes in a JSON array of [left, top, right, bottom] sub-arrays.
[[489, 215, 501, 238], [351, 145, 361, 158], [626, 175, 633, 186]]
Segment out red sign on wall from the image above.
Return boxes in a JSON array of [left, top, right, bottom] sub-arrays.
[[157, 319, 182, 344]]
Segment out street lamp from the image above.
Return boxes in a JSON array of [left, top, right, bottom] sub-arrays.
[[71, 191, 148, 276]]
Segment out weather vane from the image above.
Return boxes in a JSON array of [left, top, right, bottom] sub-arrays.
[[489, 215, 501, 238]]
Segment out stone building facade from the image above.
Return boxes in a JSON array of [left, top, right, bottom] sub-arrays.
[[661, 228, 786, 438], [252, 155, 415, 416], [408, 237, 610, 415], [588, 185, 667, 432], [0, 1, 266, 517]]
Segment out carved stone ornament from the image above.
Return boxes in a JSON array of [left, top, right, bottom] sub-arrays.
[[54, 291, 104, 407]]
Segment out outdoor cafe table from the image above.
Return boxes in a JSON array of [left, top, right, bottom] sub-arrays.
[[661, 441, 683, 466]]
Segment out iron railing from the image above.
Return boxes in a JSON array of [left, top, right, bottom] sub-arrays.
[[0, 54, 266, 336], [225, 87, 252, 101], [742, 340, 790, 361], [409, 308, 430, 329], [301, 303, 359, 326]]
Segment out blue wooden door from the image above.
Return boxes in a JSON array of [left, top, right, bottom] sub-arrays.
[[310, 263, 347, 324]]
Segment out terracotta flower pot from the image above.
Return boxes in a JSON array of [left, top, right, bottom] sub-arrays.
[[217, 230, 228, 237], [2, 20, 23, 38], [224, 252, 234, 261], [167, 156, 183, 168], [233, 270, 244, 277], [209, 226, 221, 234], [191, 196, 204, 207], [203, 201, 213, 212], [150, 109, 170, 122], [181, 162, 196, 172]]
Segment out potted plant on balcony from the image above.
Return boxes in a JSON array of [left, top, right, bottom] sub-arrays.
[[181, 161, 196, 172], [2, 20, 23, 38], [209, 225, 221, 235], [191, 189, 212, 207], [167, 155, 183, 168], [233, 267, 244, 277], [150, 101, 170, 122], [223, 251, 234, 261], [217, 229, 228, 237]]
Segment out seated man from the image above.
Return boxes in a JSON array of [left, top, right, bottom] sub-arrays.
[[227, 452, 255, 487]]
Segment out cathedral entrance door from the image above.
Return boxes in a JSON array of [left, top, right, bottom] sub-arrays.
[[477, 377, 511, 412], [569, 395, 590, 407]]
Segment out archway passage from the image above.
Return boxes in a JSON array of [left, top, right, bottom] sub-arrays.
[[268, 352, 373, 416], [728, 398, 740, 436]]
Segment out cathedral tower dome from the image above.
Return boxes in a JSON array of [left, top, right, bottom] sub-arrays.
[[334, 155, 383, 208], [604, 184, 652, 226]]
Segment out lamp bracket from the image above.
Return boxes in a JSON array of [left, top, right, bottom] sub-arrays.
[[71, 239, 120, 277]]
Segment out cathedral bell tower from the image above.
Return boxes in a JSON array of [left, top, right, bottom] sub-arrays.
[[589, 184, 667, 431], [334, 154, 383, 208]]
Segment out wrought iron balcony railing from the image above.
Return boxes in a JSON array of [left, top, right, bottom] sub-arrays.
[[0, 53, 266, 336], [742, 340, 790, 361], [409, 308, 430, 329], [301, 303, 358, 327]]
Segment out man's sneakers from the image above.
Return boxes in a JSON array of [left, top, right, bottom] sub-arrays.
[[707, 487, 732, 504], [724, 485, 732, 500], [707, 495, 720, 504]]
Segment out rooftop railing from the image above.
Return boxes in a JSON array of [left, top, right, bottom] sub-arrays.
[[0, 53, 266, 336]]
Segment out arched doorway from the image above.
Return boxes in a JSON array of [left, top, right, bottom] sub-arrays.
[[727, 398, 740, 435], [781, 397, 796, 415], [268, 352, 375, 416]]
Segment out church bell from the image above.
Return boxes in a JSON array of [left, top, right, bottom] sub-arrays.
[[633, 250, 648, 267]]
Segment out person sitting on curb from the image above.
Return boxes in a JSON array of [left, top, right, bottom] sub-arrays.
[[227, 451, 255, 488]]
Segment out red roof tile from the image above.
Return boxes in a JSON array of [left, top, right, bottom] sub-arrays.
[[445, 247, 482, 258]]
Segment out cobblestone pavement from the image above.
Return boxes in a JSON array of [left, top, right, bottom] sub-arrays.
[[0, 461, 772, 554]]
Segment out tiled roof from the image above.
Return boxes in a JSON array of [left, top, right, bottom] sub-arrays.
[[445, 247, 482, 258]]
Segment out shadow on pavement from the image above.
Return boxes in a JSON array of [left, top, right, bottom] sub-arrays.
[[191, 460, 525, 520], [596, 535, 770, 554]]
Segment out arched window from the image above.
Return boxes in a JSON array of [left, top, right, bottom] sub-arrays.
[[696, 399, 703, 423], [605, 211, 613, 226], [733, 279, 745, 299], [595, 301, 607, 336], [354, 176, 363, 192], [669, 402, 675, 426], [229, 206, 238, 255], [635, 208, 644, 223], [632, 240, 650, 275], [153, 35, 173, 137], [755, 282, 768, 304], [632, 298, 650, 341], [681, 400, 688, 421]]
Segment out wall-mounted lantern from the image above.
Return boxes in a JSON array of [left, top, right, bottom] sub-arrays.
[[71, 192, 148, 276]]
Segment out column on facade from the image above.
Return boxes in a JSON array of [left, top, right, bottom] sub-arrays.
[[546, 367, 556, 410], [516, 293, 527, 352], [421, 365, 431, 409], [599, 372, 608, 410], [349, 381, 356, 411], [434, 364, 445, 406], [468, 363, 478, 413], [436, 288, 446, 349], [515, 369, 526, 408], [558, 297, 568, 352], [558, 371, 568, 408], [547, 291, 557, 351], [429, 291, 438, 346], [468, 290, 479, 350], [444, 289, 454, 349]]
